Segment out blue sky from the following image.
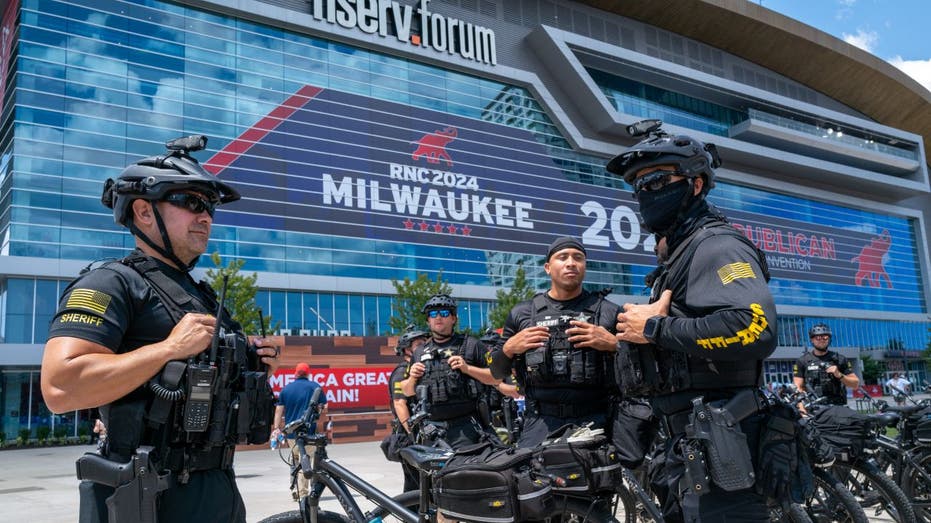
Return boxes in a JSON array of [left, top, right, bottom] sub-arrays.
[[760, 0, 931, 94]]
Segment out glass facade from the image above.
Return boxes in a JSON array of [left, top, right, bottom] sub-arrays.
[[0, 0, 929, 437]]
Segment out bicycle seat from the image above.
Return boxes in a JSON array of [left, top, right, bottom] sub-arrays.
[[881, 404, 926, 416], [866, 411, 900, 428], [400, 444, 453, 472]]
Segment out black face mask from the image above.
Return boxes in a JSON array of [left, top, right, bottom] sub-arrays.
[[636, 179, 691, 233]]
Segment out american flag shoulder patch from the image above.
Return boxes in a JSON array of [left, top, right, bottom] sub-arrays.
[[717, 262, 756, 285], [66, 288, 112, 315]]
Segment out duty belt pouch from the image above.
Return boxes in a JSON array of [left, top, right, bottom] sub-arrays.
[[433, 442, 553, 523], [685, 398, 755, 492]]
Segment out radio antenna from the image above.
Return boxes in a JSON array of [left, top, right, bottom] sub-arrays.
[[208, 275, 228, 365]]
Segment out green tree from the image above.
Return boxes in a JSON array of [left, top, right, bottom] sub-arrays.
[[488, 263, 536, 329], [204, 252, 274, 334], [389, 272, 452, 334], [860, 354, 883, 385]]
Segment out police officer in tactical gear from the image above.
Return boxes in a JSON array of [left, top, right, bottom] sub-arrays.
[[489, 237, 621, 448], [793, 323, 858, 406], [401, 294, 498, 449], [610, 121, 779, 522], [41, 135, 280, 523], [387, 325, 430, 491]]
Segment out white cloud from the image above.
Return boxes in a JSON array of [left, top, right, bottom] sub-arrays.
[[843, 28, 879, 53], [889, 56, 931, 95]]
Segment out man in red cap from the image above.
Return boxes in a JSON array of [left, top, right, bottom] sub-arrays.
[[272, 363, 327, 500]]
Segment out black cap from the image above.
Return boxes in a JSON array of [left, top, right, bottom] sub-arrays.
[[546, 236, 586, 261]]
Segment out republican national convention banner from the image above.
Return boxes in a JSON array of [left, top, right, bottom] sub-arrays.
[[205, 84, 916, 293]]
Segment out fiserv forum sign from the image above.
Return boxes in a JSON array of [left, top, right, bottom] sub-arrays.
[[308, 0, 496, 66]]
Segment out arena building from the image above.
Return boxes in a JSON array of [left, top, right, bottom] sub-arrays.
[[1, 0, 929, 439]]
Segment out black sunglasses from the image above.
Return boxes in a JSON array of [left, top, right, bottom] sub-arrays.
[[632, 169, 682, 194], [163, 192, 217, 217], [427, 309, 453, 318]]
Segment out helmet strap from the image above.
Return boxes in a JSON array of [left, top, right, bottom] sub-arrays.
[[129, 202, 198, 272]]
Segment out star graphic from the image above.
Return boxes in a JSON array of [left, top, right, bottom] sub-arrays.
[[432, 223, 444, 233], [419, 221, 430, 231], [446, 224, 458, 234], [461, 225, 472, 236], [403, 219, 414, 230]]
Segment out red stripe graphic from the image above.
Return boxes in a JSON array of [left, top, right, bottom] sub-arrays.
[[204, 84, 323, 174]]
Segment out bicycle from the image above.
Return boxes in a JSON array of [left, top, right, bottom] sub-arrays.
[[859, 389, 931, 521], [259, 388, 631, 522], [804, 393, 917, 523]]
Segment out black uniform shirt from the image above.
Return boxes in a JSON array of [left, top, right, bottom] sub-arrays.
[[389, 362, 413, 419], [793, 350, 851, 405], [48, 251, 211, 353]]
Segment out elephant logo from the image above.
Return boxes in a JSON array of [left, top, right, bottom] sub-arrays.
[[411, 127, 457, 167], [852, 229, 893, 288]]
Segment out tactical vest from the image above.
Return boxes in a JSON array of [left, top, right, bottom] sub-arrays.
[[98, 252, 274, 480], [802, 353, 847, 405], [640, 222, 769, 395], [419, 335, 480, 420], [520, 292, 612, 390]]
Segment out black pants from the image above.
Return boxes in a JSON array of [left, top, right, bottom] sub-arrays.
[[79, 469, 245, 523], [650, 415, 769, 523], [437, 413, 493, 450]]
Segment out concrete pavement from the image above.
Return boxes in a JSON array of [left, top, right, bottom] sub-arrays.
[[0, 441, 404, 523]]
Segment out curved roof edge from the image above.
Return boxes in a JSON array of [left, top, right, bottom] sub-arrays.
[[578, 0, 931, 167]]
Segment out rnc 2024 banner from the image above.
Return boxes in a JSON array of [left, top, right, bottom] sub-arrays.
[[204, 84, 917, 295]]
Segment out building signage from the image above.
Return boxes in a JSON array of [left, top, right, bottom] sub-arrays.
[[206, 84, 917, 294], [270, 367, 394, 408], [308, 0, 496, 65]]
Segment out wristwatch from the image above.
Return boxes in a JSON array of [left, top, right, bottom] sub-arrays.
[[643, 315, 664, 343]]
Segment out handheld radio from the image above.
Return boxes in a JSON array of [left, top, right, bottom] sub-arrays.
[[182, 276, 228, 432]]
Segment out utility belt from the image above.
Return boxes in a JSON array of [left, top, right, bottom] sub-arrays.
[[526, 400, 608, 419], [108, 443, 235, 475]]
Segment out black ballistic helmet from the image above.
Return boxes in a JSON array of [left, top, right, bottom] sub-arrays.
[[101, 135, 241, 271], [605, 120, 721, 191], [809, 323, 832, 338], [479, 327, 501, 346], [102, 135, 241, 227], [422, 294, 457, 314], [396, 324, 430, 356]]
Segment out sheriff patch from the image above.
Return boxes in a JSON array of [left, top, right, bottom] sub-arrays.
[[66, 288, 112, 315], [60, 312, 104, 327]]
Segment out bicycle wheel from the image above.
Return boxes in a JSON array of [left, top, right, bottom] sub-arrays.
[[769, 501, 814, 523], [550, 495, 621, 523], [257, 509, 348, 523], [806, 467, 868, 523], [833, 459, 917, 523], [901, 447, 931, 522], [608, 485, 641, 523]]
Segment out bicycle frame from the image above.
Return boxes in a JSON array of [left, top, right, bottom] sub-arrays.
[[295, 433, 423, 523]]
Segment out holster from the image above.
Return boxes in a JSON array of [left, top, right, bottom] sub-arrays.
[[684, 390, 759, 492], [76, 446, 171, 523]]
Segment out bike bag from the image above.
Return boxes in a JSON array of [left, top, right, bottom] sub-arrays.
[[534, 425, 623, 494], [433, 442, 553, 523], [810, 405, 876, 460]]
